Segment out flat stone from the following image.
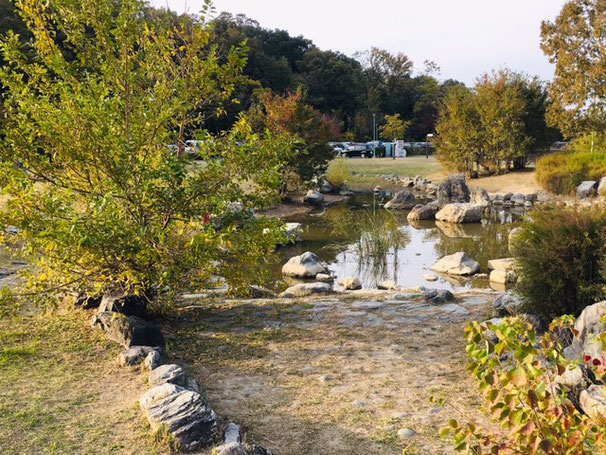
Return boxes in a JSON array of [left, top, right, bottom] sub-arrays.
[[149, 364, 188, 388], [430, 252, 480, 276], [397, 428, 416, 439], [279, 282, 333, 298], [487, 258, 516, 271], [436, 203, 484, 223], [423, 274, 438, 282], [118, 346, 157, 367]]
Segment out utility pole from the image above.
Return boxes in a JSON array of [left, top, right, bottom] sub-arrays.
[[372, 113, 377, 158], [426, 134, 434, 159]]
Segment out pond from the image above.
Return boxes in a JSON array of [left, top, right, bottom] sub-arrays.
[[272, 193, 526, 292]]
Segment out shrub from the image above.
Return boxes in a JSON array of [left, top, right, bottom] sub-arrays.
[[442, 316, 606, 454], [513, 206, 606, 322], [0, 0, 291, 314], [325, 158, 350, 189], [536, 152, 606, 194]]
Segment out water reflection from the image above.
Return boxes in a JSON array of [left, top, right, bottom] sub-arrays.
[[274, 195, 522, 291]]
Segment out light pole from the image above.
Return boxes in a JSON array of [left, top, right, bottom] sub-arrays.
[[426, 133, 434, 159], [372, 113, 377, 144]]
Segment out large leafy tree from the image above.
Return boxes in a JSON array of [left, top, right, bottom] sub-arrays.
[[0, 0, 292, 314], [541, 0, 606, 137], [379, 113, 410, 141]]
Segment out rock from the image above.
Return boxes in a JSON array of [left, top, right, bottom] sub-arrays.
[[489, 269, 518, 285], [248, 286, 276, 299], [580, 385, 606, 420], [303, 190, 324, 206], [470, 188, 490, 206], [250, 446, 274, 455], [338, 276, 362, 290], [407, 201, 440, 221], [216, 443, 248, 455], [384, 191, 416, 210], [430, 252, 480, 276], [144, 350, 162, 370], [224, 423, 241, 444], [283, 223, 302, 243], [555, 366, 586, 389], [487, 258, 516, 271], [141, 388, 218, 452], [510, 193, 526, 206], [424, 288, 455, 304], [508, 227, 523, 252], [75, 293, 102, 309], [279, 282, 333, 298], [563, 301, 606, 361], [401, 177, 414, 188], [339, 189, 354, 196], [577, 181, 598, 199], [149, 364, 188, 388], [377, 280, 399, 290], [282, 252, 325, 278], [493, 293, 522, 317], [315, 273, 334, 283], [397, 428, 416, 439], [118, 346, 157, 367], [139, 383, 184, 409], [437, 174, 470, 206], [98, 293, 147, 317], [320, 182, 334, 194], [435, 203, 484, 223], [319, 374, 334, 383], [598, 177, 606, 197], [503, 193, 513, 201], [423, 274, 438, 282], [523, 201, 533, 208], [525, 193, 538, 202], [93, 312, 165, 348]]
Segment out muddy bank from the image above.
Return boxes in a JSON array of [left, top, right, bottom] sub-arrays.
[[165, 290, 497, 455]]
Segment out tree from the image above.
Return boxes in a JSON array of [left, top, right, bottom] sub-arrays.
[[247, 89, 341, 194], [541, 0, 606, 138], [435, 85, 483, 175], [435, 69, 555, 175], [379, 113, 410, 141], [0, 0, 293, 314]]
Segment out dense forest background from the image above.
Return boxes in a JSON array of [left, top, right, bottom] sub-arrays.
[[0, 1, 466, 142]]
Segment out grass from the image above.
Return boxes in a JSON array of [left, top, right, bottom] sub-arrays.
[[0, 310, 158, 455], [336, 156, 444, 190]]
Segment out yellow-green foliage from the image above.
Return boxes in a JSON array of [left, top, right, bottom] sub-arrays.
[[536, 152, 606, 194], [325, 158, 350, 189]]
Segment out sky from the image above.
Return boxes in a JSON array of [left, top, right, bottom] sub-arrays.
[[149, 0, 567, 85]]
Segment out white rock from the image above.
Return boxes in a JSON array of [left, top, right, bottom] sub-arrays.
[[139, 383, 183, 409], [144, 350, 162, 370], [580, 385, 606, 420], [487, 258, 516, 271], [430, 252, 480, 276], [397, 428, 416, 439], [279, 282, 333, 298], [577, 181, 598, 199], [224, 422, 241, 444], [423, 274, 438, 282], [489, 269, 518, 285], [338, 276, 362, 290], [282, 252, 325, 278], [303, 190, 324, 206], [435, 203, 484, 223], [149, 364, 187, 387]]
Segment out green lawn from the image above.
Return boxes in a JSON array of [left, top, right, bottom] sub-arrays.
[[334, 156, 444, 190], [0, 310, 158, 455]]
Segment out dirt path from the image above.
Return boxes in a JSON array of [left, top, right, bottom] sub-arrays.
[[166, 291, 496, 455]]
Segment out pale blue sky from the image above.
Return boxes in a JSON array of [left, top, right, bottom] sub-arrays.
[[149, 0, 567, 85]]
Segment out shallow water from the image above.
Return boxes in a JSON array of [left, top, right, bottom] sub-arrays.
[[273, 194, 526, 291]]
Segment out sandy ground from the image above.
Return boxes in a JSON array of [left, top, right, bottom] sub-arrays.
[[166, 291, 497, 455]]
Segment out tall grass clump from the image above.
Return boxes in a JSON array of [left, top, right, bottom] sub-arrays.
[[513, 206, 606, 322], [325, 157, 350, 189], [536, 151, 606, 194]]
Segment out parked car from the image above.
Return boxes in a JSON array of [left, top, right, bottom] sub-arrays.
[[331, 142, 373, 158]]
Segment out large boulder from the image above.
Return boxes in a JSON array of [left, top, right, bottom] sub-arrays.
[[279, 282, 333, 298], [303, 190, 324, 206], [99, 293, 147, 317], [430, 252, 480, 276], [598, 177, 606, 197], [384, 191, 416, 210], [510, 193, 526, 206], [487, 258, 516, 271], [577, 181, 598, 199], [282, 252, 325, 278], [470, 188, 490, 206], [338, 276, 362, 290], [149, 364, 188, 388], [435, 203, 484, 223], [563, 301, 606, 361], [508, 227, 523, 252], [423, 288, 455, 304], [489, 269, 518, 285], [118, 346, 158, 367], [493, 293, 521, 317], [437, 174, 470, 207], [140, 387, 218, 452], [93, 312, 165, 348], [407, 201, 440, 221], [580, 385, 606, 421]]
